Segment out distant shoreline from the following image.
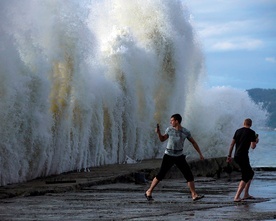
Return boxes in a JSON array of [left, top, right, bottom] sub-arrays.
[[253, 167, 276, 171]]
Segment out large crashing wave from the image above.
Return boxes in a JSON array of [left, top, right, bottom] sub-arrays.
[[0, 0, 267, 185]]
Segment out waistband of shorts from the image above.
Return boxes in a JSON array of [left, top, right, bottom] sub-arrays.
[[166, 149, 183, 154]]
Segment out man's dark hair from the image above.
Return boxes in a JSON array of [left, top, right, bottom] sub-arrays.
[[244, 118, 252, 127], [171, 113, 182, 124]]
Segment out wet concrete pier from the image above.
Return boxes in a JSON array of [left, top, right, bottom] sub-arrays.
[[0, 158, 275, 220]]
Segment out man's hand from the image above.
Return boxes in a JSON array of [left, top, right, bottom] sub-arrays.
[[199, 154, 204, 160], [226, 156, 232, 163], [155, 124, 160, 133]]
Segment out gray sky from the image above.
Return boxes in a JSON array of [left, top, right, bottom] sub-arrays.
[[185, 0, 276, 90]]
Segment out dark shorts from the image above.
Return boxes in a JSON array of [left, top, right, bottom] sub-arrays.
[[234, 156, 254, 183], [156, 154, 194, 182]]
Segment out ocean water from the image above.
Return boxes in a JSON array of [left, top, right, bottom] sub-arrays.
[[250, 129, 276, 168], [0, 0, 269, 186]]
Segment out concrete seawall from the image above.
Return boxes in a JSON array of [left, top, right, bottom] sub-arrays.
[[0, 157, 240, 199]]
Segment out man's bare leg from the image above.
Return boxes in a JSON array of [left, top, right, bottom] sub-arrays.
[[188, 181, 204, 200], [188, 181, 197, 199], [146, 177, 159, 197], [234, 180, 246, 202], [243, 180, 254, 199]]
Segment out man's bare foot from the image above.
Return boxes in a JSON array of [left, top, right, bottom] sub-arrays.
[[193, 195, 204, 201], [243, 195, 255, 200], [234, 198, 242, 202], [145, 190, 153, 201]]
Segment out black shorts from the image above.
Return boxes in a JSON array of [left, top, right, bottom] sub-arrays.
[[156, 154, 194, 182], [234, 156, 254, 183]]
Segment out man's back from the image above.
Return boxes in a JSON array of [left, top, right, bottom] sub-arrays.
[[234, 127, 256, 157]]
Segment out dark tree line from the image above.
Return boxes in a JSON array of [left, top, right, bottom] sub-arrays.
[[247, 88, 276, 128]]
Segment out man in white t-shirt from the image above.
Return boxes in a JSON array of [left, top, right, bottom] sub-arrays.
[[145, 113, 204, 201]]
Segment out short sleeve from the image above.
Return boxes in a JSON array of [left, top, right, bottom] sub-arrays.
[[182, 127, 191, 138], [165, 127, 170, 135], [186, 130, 191, 138], [233, 130, 237, 140], [251, 130, 257, 142]]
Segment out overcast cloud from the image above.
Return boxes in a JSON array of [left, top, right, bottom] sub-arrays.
[[185, 0, 276, 89]]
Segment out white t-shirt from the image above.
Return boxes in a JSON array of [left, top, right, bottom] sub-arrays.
[[164, 126, 191, 156]]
